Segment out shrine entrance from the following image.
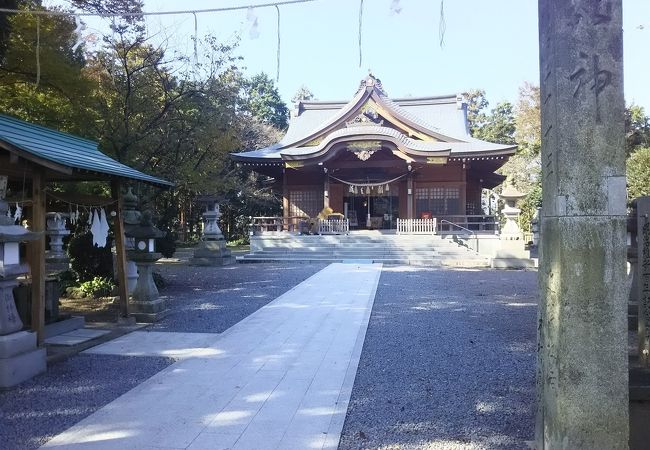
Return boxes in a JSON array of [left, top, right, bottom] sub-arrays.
[[343, 185, 399, 230]]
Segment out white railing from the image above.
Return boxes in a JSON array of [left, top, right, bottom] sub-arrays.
[[396, 218, 438, 234], [318, 219, 349, 235]]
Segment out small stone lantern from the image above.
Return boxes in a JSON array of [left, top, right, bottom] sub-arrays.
[[45, 212, 70, 273], [125, 210, 167, 322], [491, 183, 532, 269], [0, 178, 46, 387], [499, 184, 526, 239], [190, 198, 231, 266]]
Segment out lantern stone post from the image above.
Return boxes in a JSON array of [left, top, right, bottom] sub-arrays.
[[190, 200, 231, 266], [491, 185, 532, 269], [125, 210, 167, 323]]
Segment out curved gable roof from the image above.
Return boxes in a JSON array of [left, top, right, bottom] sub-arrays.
[[232, 75, 516, 164]]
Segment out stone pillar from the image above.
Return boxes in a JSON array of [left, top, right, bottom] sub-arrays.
[[121, 187, 140, 294], [536, 1, 628, 448]]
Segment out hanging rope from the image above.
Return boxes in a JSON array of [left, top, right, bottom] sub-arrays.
[[439, 0, 446, 48], [329, 172, 407, 187], [192, 12, 198, 66], [275, 5, 281, 82], [358, 0, 364, 68], [35, 16, 40, 89]]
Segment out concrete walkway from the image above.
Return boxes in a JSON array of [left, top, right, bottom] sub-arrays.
[[42, 263, 382, 450]]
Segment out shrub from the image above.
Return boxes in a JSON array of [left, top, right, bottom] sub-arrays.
[[67, 232, 114, 282], [78, 277, 115, 298], [155, 232, 176, 258]]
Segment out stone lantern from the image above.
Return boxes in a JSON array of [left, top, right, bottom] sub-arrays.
[[491, 183, 532, 269], [499, 184, 526, 239], [0, 179, 46, 387], [45, 212, 70, 273], [125, 210, 167, 322], [121, 187, 141, 293], [190, 198, 231, 266]]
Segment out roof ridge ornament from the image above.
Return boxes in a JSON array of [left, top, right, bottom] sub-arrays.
[[357, 72, 386, 95]]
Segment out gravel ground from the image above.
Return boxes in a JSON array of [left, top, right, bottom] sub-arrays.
[[339, 266, 538, 450], [0, 354, 174, 450], [151, 262, 327, 333]]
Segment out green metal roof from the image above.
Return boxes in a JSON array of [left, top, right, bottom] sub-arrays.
[[0, 114, 172, 187]]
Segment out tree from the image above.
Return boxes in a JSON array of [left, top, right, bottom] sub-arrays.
[[626, 104, 650, 154], [0, 6, 96, 134], [291, 85, 314, 103], [244, 72, 288, 130], [627, 147, 650, 200], [462, 88, 488, 136], [514, 82, 541, 156], [473, 101, 516, 145]]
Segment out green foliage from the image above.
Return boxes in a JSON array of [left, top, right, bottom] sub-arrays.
[[473, 101, 516, 145], [518, 182, 542, 233], [627, 147, 650, 201], [56, 270, 78, 296], [244, 72, 289, 130], [463, 88, 488, 136], [78, 277, 115, 299], [291, 85, 314, 103], [626, 104, 650, 154], [514, 82, 541, 156], [67, 232, 114, 282]]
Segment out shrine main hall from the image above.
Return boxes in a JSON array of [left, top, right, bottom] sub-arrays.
[[232, 75, 516, 232]]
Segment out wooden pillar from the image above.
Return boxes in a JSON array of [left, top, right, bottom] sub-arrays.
[[28, 168, 45, 345], [461, 160, 468, 215], [111, 179, 130, 319], [407, 173, 413, 219], [282, 169, 289, 230], [323, 172, 330, 209]]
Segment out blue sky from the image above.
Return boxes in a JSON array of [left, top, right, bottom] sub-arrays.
[[52, 0, 650, 110]]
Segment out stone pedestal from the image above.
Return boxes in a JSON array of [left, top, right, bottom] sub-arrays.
[[0, 331, 46, 388], [190, 203, 231, 266], [492, 185, 531, 268], [0, 200, 46, 388], [536, 1, 628, 448], [127, 251, 168, 323]]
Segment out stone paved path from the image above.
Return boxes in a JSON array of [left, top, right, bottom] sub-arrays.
[[42, 263, 382, 450]]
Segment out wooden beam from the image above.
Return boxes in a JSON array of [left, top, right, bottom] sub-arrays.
[[111, 179, 130, 319], [28, 167, 46, 345]]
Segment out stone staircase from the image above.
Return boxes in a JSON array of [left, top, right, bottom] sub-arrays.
[[237, 232, 490, 267]]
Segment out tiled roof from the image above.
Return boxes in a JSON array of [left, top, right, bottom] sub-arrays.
[[0, 114, 172, 187]]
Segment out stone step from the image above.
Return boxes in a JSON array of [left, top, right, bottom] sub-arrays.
[[236, 255, 490, 267]]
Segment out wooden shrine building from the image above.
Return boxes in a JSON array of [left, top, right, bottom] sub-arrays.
[[232, 75, 516, 233]]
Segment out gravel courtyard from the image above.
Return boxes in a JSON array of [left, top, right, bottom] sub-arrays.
[[0, 263, 537, 450], [339, 266, 537, 450]]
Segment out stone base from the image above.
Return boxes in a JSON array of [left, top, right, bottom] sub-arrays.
[[0, 331, 46, 388], [44, 316, 85, 339], [129, 298, 169, 323], [130, 309, 170, 323], [491, 257, 536, 269], [190, 240, 232, 266], [45, 254, 69, 274]]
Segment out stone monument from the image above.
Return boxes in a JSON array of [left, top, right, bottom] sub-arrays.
[[0, 178, 46, 387], [190, 200, 231, 266], [125, 209, 167, 323], [537, 1, 628, 448]]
